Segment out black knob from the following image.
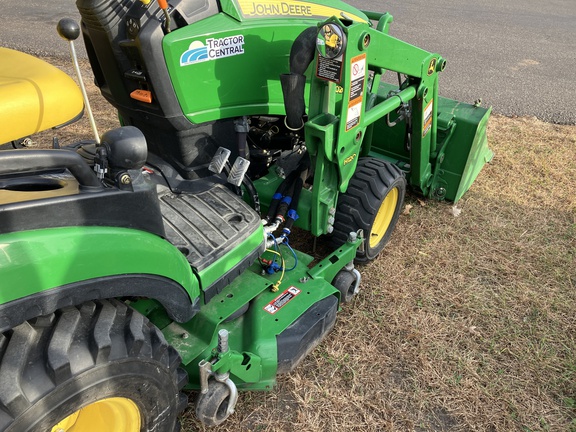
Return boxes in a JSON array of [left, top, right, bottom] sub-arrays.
[[57, 18, 80, 41]]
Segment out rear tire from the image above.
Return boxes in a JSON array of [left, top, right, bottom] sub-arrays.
[[0, 299, 188, 432], [332, 157, 406, 263]]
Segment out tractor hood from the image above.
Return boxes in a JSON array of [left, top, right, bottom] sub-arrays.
[[222, 0, 369, 23]]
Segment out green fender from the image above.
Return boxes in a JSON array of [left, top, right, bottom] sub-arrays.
[[0, 226, 199, 331]]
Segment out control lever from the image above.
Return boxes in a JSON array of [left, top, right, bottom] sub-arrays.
[[57, 18, 100, 144], [157, 0, 171, 33]]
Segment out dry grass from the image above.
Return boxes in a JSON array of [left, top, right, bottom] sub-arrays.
[[182, 124, 575, 431], [30, 58, 576, 432]]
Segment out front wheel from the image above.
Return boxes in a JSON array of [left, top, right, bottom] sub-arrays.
[[0, 299, 188, 432], [332, 158, 406, 263]]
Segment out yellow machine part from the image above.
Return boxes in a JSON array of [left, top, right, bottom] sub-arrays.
[[0, 47, 84, 144]]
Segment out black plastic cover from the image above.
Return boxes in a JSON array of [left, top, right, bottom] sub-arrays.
[[76, 0, 226, 178], [0, 174, 165, 238], [276, 295, 338, 374]]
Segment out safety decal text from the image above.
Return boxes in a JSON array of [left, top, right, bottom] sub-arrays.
[[180, 35, 245, 66], [346, 54, 366, 131], [263, 286, 301, 314]]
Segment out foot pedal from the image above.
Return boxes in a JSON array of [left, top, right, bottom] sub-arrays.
[[208, 147, 231, 174], [227, 157, 250, 187]]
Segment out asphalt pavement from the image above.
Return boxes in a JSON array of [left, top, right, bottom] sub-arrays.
[[1, 0, 574, 124]]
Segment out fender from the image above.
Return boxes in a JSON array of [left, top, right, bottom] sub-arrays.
[[0, 226, 200, 331]]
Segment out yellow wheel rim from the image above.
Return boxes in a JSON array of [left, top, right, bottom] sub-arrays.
[[369, 187, 399, 248], [51, 397, 141, 432]]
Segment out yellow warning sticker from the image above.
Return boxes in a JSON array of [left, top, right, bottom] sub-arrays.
[[236, 0, 367, 22]]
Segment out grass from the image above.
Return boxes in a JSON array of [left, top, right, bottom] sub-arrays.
[[31, 59, 576, 431]]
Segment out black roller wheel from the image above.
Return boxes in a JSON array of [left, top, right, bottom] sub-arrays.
[[195, 380, 232, 426], [332, 270, 357, 303], [332, 157, 406, 263], [0, 299, 188, 432]]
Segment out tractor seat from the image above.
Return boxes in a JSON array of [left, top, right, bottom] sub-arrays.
[[0, 48, 84, 144]]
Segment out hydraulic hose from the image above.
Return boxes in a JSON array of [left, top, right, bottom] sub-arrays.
[[265, 168, 300, 222]]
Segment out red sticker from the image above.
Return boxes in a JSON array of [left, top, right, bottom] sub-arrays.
[[264, 286, 301, 314]]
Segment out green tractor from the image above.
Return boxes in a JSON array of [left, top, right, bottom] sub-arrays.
[[0, 0, 492, 430]]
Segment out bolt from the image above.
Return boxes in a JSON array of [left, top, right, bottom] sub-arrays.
[[434, 187, 447, 199], [363, 34, 371, 48], [120, 174, 131, 185], [327, 225, 334, 234], [181, 332, 189, 339], [328, 207, 336, 215]]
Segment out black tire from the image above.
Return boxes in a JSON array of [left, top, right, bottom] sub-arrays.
[[0, 299, 188, 432], [332, 270, 357, 303], [332, 157, 406, 263], [195, 380, 232, 427]]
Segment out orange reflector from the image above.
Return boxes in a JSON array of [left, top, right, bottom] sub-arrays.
[[130, 89, 153, 103]]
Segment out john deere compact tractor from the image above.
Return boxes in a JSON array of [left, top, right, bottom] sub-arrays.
[[0, 0, 491, 430]]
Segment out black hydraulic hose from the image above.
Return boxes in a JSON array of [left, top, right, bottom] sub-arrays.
[[283, 176, 303, 232], [266, 168, 299, 221], [242, 175, 261, 214], [274, 180, 297, 222], [267, 153, 310, 223], [0, 149, 102, 189]]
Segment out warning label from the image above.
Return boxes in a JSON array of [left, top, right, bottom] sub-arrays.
[[263, 286, 301, 314], [345, 54, 366, 131], [317, 56, 343, 83], [346, 102, 361, 131], [349, 54, 366, 103], [423, 99, 434, 137]]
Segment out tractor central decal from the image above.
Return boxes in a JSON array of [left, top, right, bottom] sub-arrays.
[[180, 35, 245, 66], [236, 0, 367, 22]]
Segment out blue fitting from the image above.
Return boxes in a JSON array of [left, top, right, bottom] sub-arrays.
[[272, 192, 283, 200], [287, 209, 299, 221], [281, 196, 292, 205], [266, 261, 282, 274]]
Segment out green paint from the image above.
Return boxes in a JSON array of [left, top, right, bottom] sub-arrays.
[[163, 242, 356, 391], [0, 226, 199, 304], [196, 227, 265, 292]]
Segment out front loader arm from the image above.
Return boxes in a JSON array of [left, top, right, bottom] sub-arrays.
[[305, 15, 444, 234]]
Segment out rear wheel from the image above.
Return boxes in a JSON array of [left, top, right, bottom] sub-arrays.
[[0, 299, 188, 432], [332, 157, 406, 263]]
